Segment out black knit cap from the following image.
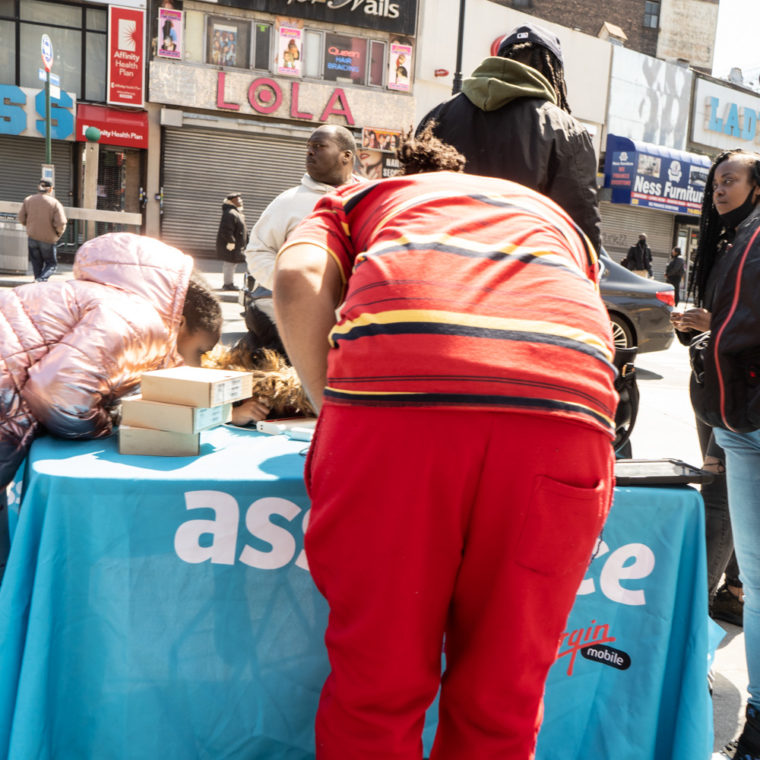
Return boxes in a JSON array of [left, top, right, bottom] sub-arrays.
[[497, 22, 563, 67]]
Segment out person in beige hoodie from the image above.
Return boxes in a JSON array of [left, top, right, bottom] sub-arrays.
[[17, 179, 67, 281]]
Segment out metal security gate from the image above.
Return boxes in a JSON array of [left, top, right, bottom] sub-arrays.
[[161, 126, 307, 258], [599, 202, 675, 280], [0, 136, 74, 205]]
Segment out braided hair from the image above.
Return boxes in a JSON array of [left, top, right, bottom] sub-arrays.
[[396, 123, 466, 175], [500, 41, 570, 113], [689, 149, 759, 307]]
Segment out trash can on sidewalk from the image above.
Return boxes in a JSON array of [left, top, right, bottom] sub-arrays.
[[0, 218, 28, 274]]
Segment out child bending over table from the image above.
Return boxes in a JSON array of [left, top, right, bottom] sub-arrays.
[[0, 232, 222, 491]]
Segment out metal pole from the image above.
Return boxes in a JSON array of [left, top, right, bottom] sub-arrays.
[[452, 0, 466, 94], [45, 73, 51, 164]]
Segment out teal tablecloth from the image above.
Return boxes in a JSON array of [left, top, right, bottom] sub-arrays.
[[0, 427, 713, 759]]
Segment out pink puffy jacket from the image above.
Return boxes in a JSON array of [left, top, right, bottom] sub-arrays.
[[0, 233, 193, 489]]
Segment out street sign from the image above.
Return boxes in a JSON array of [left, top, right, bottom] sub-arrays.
[[38, 69, 60, 87], [41, 34, 53, 72]]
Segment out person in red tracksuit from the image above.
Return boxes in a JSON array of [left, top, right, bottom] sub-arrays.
[[273, 129, 617, 760]]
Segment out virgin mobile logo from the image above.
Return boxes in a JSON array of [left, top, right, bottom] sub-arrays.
[[556, 620, 631, 676]]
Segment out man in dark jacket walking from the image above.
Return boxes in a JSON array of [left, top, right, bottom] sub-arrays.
[[216, 192, 247, 291], [417, 22, 602, 252], [624, 233, 653, 279], [665, 246, 685, 305]]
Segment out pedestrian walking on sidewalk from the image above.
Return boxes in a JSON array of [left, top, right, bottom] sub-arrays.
[[665, 246, 685, 305], [17, 179, 67, 282], [216, 192, 247, 291], [622, 233, 653, 278], [274, 128, 616, 760]]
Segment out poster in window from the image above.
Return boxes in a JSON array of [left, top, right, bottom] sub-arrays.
[[277, 25, 302, 76], [107, 5, 145, 107], [356, 148, 400, 180], [388, 42, 412, 92], [362, 127, 401, 153], [209, 21, 238, 67], [323, 33, 367, 85], [157, 8, 182, 59]]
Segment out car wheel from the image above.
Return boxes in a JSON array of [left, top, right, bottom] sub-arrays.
[[609, 313, 635, 350]]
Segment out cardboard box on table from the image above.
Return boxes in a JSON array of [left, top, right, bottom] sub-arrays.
[[118, 367, 253, 456], [139, 367, 253, 407], [121, 395, 232, 435]]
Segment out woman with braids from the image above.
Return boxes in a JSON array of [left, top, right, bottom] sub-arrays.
[[673, 149, 760, 760], [417, 22, 601, 251], [274, 127, 615, 759]]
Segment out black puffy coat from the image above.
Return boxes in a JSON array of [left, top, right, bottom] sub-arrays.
[[418, 56, 601, 252], [216, 201, 247, 263]]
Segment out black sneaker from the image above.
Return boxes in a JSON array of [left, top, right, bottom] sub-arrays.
[[711, 584, 744, 627], [713, 740, 738, 758], [221, 283, 240, 291], [719, 706, 760, 759]]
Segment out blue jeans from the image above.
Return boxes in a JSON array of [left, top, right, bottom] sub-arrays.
[[714, 426, 760, 710], [28, 238, 57, 280]]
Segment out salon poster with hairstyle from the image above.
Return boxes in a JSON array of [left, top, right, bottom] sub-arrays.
[[277, 24, 302, 76], [388, 41, 412, 92], [362, 127, 401, 153], [157, 8, 183, 59]]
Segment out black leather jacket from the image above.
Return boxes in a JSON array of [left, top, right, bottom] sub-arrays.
[[702, 206, 760, 432], [418, 57, 602, 252]]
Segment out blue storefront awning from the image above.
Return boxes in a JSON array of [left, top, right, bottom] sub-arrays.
[[603, 134, 711, 216]]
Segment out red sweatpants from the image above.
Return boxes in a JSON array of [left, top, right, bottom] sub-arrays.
[[304, 405, 613, 760]]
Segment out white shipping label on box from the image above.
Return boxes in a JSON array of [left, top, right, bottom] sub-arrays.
[[195, 404, 230, 429], [212, 376, 245, 406]]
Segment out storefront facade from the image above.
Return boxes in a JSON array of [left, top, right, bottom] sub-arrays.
[[147, 0, 418, 256], [600, 45, 708, 279], [0, 0, 150, 241]]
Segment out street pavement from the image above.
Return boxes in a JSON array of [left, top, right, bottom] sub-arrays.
[[0, 260, 748, 753]]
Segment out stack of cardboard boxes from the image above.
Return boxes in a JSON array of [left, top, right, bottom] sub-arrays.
[[119, 366, 253, 456]]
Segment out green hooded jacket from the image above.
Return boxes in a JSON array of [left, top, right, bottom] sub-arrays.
[[461, 57, 557, 111]]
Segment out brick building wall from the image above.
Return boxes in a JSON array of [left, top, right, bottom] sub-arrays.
[[656, 0, 719, 72], [488, 0, 659, 56]]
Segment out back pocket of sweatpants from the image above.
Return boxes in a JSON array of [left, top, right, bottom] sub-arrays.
[[515, 475, 607, 577]]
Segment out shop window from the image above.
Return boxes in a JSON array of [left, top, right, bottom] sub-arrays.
[[19, 23, 81, 97], [303, 30, 322, 78], [0, 20, 14, 83], [86, 7, 107, 32], [369, 40, 386, 86], [85, 31, 106, 102], [253, 22, 271, 70], [644, 1, 660, 29], [323, 33, 367, 85], [7, 2, 106, 103], [20, 0, 79, 26], [206, 15, 250, 69]]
